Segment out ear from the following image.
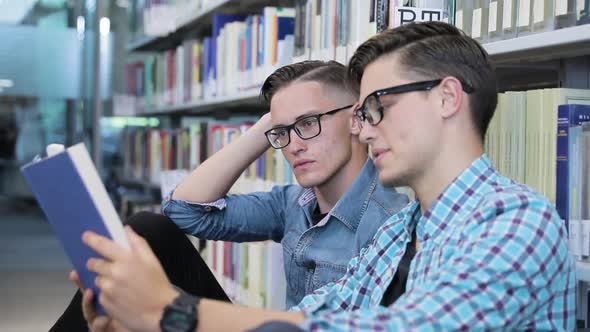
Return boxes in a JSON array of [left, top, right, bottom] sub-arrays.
[[438, 77, 464, 119], [350, 102, 362, 135]]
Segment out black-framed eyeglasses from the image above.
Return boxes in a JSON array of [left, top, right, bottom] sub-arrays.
[[265, 104, 353, 149], [354, 79, 475, 127]]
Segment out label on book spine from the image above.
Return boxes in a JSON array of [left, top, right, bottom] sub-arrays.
[[455, 10, 464, 30], [533, 0, 545, 23], [472, 8, 483, 38], [503, 0, 513, 29], [489, 1, 498, 32], [555, 0, 568, 16], [518, 0, 531, 27]]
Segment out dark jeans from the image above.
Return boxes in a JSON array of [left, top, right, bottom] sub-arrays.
[[49, 211, 230, 332]]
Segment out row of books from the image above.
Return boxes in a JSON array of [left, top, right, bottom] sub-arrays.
[[129, 0, 590, 65], [121, 125, 205, 184], [124, 8, 295, 112], [204, 175, 289, 308], [556, 105, 590, 260], [455, 0, 590, 42], [292, 0, 453, 63], [485, 88, 590, 204], [129, 0, 217, 37], [120, 118, 297, 190]]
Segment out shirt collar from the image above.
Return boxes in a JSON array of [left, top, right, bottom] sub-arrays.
[[416, 154, 496, 242], [297, 159, 380, 231]]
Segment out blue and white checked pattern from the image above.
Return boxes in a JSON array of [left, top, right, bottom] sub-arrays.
[[294, 155, 575, 331]]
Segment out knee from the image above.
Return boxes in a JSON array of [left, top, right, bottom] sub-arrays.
[[124, 211, 181, 241]]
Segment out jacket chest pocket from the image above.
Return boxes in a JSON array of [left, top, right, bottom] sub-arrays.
[[310, 262, 348, 293], [282, 229, 306, 298]]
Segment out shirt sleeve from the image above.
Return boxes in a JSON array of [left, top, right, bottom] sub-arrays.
[[299, 194, 574, 331], [161, 185, 299, 243]]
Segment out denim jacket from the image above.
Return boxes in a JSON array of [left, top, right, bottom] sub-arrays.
[[161, 160, 409, 308]]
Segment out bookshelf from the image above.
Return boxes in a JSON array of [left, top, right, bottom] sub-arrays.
[[127, 0, 293, 52], [120, 0, 590, 317], [125, 23, 590, 117], [127, 23, 590, 118]]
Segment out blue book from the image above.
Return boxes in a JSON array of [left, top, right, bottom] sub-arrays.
[[556, 104, 590, 223], [245, 16, 252, 72], [202, 37, 212, 97], [277, 14, 295, 41], [210, 14, 247, 90], [20, 143, 129, 315], [258, 15, 265, 67]]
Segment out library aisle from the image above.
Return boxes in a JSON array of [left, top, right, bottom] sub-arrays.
[[0, 201, 74, 331]]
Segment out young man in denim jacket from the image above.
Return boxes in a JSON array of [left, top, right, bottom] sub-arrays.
[[162, 60, 408, 308]]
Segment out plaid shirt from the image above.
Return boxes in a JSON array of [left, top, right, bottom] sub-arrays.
[[294, 155, 575, 331]]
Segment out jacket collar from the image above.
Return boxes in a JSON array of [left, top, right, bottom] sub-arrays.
[[297, 159, 379, 231]]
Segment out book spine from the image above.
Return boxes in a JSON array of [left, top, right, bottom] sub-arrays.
[[556, 105, 570, 221]]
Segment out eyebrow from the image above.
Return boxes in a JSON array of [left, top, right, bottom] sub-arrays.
[[271, 110, 322, 128]]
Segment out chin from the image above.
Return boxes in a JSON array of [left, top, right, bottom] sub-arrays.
[[294, 173, 325, 188], [294, 175, 316, 188], [378, 170, 405, 188]]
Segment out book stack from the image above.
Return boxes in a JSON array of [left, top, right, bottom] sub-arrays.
[[485, 88, 590, 204], [555, 104, 590, 261], [121, 122, 207, 185], [130, 0, 204, 37], [292, 0, 453, 64], [124, 8, 295, 114], [454, 0, 590, 42]]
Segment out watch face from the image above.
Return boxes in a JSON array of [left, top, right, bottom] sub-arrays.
[[161, 304, 196, 332]]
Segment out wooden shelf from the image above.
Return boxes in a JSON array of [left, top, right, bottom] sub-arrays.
[[141, 89, 265, 116], [484, 24, 590, 64]]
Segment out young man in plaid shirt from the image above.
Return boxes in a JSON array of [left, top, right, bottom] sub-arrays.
[[80, 21, 575, 331]]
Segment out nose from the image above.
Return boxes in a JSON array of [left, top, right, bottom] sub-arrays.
[[285, 128, 307, 155], [359, 121, 377, 145]]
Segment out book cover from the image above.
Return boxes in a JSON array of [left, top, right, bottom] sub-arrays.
[[556, 104, 590, 222], [20, 143, 129, 315]]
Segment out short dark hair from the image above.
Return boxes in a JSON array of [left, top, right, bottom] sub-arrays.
[[349, 21, 497, 141], [260, 60, 360, 104]]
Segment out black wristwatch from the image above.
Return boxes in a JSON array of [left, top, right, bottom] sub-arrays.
[[160, 291, 200, 332]]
